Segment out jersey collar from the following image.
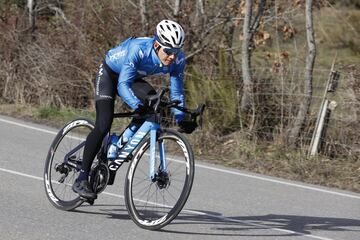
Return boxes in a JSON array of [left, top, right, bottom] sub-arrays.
[[147, 38, 161, 67]]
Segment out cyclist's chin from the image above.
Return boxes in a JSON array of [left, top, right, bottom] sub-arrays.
[[161, 59, 174, 66]]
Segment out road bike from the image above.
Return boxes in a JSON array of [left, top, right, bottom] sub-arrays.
[[43, 88, 205, 230]]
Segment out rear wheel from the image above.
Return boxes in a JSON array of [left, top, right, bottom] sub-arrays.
[[124, 129, 194, 230], [44, 118, 94, 210]]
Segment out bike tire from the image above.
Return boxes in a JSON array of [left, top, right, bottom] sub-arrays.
[[44, 118, 94, 211], [124, 129, 195, 230]]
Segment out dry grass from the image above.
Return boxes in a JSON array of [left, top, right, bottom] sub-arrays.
[[189, 131, 360, 193]]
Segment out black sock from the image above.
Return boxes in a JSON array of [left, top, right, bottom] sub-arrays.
[[77, 169, 89, 182]]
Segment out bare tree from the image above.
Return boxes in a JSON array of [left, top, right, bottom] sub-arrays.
[[195, 0, 205, 27], [222, 0, 240, 76], [240, 0, 266, 129], [241, 0, 254, 115], [288, 0, 316, 145], [139, 0, 149, 35], [186, 0, 230, 62], [27, 0, 36, 33], [173, 0, 182, 17]]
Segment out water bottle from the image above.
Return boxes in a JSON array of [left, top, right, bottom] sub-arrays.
[[107, 134, 119, 160]]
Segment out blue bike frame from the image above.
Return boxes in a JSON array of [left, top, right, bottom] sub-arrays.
[[107, 116, 167, 181], [64, 116, 167, 182]]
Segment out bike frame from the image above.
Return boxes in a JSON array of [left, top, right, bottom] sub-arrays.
[[108, 116, 166, 181], [65, 115, 167, 182]]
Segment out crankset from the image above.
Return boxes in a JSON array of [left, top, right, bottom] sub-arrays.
[[89, 162, 110, 194]]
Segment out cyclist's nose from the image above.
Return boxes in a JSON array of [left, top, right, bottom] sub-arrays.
[[167, 54, 175, 60]]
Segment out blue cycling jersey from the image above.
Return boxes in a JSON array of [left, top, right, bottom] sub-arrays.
[[105, 37, 186, 121]]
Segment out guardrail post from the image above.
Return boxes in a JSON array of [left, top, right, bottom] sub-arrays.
[[308, 64, 340, 157]]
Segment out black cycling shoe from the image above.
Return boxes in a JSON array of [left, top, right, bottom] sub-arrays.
[[72, 180, 97, 199]]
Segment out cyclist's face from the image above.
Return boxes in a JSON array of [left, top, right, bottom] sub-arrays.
[[154, 42, 177, 66]]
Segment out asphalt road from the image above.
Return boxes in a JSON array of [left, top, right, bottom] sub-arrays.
[[0, 115, 359, 240]]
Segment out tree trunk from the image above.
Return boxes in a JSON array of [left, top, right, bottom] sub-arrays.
[[174, 0, 182, 17], [288, 0, 316, 146], [223, 0, 241, 76], [139, 0, 148, 35], [238, 0, 266, 130], [240, 0, 255, 123], [27, 0, 36, 33], [195, 0, 206, 28]]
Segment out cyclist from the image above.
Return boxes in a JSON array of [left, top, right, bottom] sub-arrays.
[[72, 19, 197, 199]]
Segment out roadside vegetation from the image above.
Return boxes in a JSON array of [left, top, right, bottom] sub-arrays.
[[0, 0, 359, 193]]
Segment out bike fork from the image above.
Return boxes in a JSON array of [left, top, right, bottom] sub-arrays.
[[149, 128, 167, 181]]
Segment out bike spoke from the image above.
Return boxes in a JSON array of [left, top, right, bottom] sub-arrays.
[[125, 131, 194, 229], [44, 119, 92, 210]]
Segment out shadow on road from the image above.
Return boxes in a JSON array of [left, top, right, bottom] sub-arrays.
[[71, 204, 360, 237], [72, 204, 131, 220], [160, 210, 360, 237]]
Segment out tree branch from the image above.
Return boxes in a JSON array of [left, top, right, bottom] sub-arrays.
[[249, 0, 266, 40], [127, 0, 138, 9], [185, 44, 207, 61]]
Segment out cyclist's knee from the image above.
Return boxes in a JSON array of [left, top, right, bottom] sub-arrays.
[[95, 116, 112, 136]]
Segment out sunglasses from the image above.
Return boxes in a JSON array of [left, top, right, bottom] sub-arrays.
[[163, 47, 181, 56]]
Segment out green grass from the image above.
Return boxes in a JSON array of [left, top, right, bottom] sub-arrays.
[[37, 105, 95, 124], [0, 104, 130, 132]]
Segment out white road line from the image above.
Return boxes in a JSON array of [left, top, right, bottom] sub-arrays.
[[168, 157, 360, 200], [0, 167, 43, 181], [0, 117, 59, 135], [0, 167, 336, 240], [1, 116, 360, 200], [193, 163, 360, 200]]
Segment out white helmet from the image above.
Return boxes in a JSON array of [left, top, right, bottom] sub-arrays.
[[155, 20, 185, 48]]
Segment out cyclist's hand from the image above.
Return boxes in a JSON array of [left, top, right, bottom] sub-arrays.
[[175, 112, 185, 123], [178, 120, 198, 134]]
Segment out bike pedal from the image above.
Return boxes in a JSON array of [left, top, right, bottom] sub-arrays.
[[81, 197, 95, 205], [87, 199, 95, 205]]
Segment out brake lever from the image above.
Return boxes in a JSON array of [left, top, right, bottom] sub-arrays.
[[191, 104, 205, 118], [197, 104, 205, 115], [191, 104, 206, 128], [198, 104, 205, 128]]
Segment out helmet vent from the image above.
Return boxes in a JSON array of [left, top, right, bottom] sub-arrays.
[[161, 34, 170, 43]]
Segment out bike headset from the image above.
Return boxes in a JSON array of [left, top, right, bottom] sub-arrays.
[[154, 19, 185, 56]]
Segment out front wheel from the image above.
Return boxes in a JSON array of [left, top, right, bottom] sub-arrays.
[[124, 129, 195, 230], [44, 118, 94, 211]]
